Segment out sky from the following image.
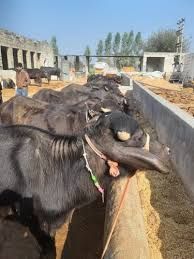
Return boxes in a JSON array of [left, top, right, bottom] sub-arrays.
[[0, 0, 194, 54]]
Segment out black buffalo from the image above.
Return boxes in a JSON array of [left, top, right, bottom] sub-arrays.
[[1, 78, 15, 89], [40, 67, 61, 83], [0, 96, 89, 135], [0, 111, 169, 237], [33, 83, 126, 111], [26, 69, 49, 86], [0, 96, 123, 135], [0, 219, 55, 259]]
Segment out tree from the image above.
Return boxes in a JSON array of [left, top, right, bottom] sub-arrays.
[[134, 32, 144, 55], [127, 30, 134, 54], [144, 29, 189, 52], [104, 32, 112, 64], [121, 32, 128, 55], [104, 32, 112, 55], [84, 45, 92, 62], [96, 40, 103, 61], [120, 32, 130, 66], [113, 32, 121, 55], [113, 32, 121, 68], [50, 36, 59, 55]]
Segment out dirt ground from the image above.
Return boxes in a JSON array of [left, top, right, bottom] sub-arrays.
[[59, 199, 105, 259], [137, 169, 194, 259], [2, 79, 86, 102], [132, 75, 194, 117]]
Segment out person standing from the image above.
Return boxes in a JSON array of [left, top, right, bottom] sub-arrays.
[[16, 63, 31, 97]]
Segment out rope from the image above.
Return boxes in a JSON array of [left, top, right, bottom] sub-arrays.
[[85, 134, 107, 160], [101, 176, 131, 259], [82, 139, 104, 203]]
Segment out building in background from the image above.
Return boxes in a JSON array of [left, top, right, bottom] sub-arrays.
[[0, 29, 54, 81], [142, 52, 182, 74]]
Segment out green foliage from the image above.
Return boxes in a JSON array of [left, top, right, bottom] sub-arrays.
[[104, 33, 112, 64], [121, 32, 129, 55], [134, 32, 143, 55], [96, 40, 104, 61], [84, 45, 92, 62], [145, 28, 190, 54], [104, 32, 112, 56], [94, 27, 190, 70], [145, 29, 177, 52], [50, 36, 59, 55], [84, 45, 91, 56], [113, 32, 121, 55], [120, 31, 135, 67], [127, 30, 134, 54]]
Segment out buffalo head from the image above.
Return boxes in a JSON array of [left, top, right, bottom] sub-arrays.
[[86, 111, 170, 174]]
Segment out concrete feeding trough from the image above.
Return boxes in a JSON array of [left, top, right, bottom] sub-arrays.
[[133, 80, 194, 201], [103, 74, 194, 258], [103, 74, 150, 259]]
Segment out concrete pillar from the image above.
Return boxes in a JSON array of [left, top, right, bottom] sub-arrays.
[[142, 56, 147, 72], [26, 51, 31, 68], [33, 52, 37, 68], [86, 56, 90, 74], [36, 53, 41, 68], [18, 49, 23, 64], [7, 47, 14, 69], [0, 47, 3, 70]]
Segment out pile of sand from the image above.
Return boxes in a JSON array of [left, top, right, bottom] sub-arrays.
[[151, 88, 194, 117], [132, 76, 194, 117], [131, 75, 181, 90]]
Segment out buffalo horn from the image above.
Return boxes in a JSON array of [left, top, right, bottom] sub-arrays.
[[117, 131, 130, 141]]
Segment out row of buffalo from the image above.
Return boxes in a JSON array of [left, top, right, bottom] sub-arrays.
[[0, 66, 61, 89], [0, 75, 170, 258]]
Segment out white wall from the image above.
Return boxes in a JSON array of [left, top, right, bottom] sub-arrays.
[[183, 53, 194, 79], [143, 52, 177, 73]]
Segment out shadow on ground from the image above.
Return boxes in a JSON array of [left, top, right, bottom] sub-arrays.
[[62, 198, 105, 259]]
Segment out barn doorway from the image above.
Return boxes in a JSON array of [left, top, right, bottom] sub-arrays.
[[75, 56, 80, 72], [146, 57, 165, 72], [1, 46, 8, 70], [30, 52, 35, 68], [13, 48, 18, 68], [22, 50, 27, 68], [54, 56, 58, 68]]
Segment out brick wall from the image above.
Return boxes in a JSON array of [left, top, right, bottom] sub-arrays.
[[0, 29, 54, 70]]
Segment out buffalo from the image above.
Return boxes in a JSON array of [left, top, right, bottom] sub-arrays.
[[33, 83, 126, 111], [0, 218, 55, 259], [0, 96, 123, 135], [0, 111, 169, 237], [32, 89, 66, 105], [40, 67, 61, 83], [1, 78, 15, 89], [87, 74, 122, 85]]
